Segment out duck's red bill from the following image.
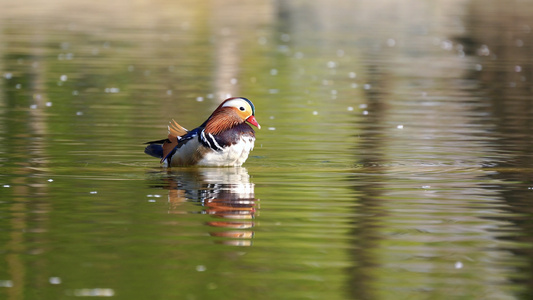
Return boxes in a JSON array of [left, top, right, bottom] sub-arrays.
[[246, 116, 261, 129]]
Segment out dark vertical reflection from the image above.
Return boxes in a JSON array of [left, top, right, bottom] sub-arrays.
[[1, 23, 52, 300], [463, 0, 533, 298], [345, 64, 389, 300], [0, 20, 50, 299]]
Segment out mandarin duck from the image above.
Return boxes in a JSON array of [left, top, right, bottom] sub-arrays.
[[144, 97, 260, 167]]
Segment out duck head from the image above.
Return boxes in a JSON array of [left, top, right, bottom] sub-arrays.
[[204, 97, 261, 134]]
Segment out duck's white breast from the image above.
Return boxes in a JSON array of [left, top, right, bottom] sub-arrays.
[[198, 135, 255, 167]]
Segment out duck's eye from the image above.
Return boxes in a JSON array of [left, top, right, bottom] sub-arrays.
[[239, 106, 246, 111]]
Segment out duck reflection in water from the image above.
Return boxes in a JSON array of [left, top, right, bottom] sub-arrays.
[[150, 167, 258, 246]]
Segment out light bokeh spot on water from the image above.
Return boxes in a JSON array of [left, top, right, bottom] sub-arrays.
[[1, 0, 533, 299]]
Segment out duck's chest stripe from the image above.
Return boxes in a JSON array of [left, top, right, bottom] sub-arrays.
[[200, 130, 224, 151]]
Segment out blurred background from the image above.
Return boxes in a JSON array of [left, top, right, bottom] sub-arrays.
[[1, 0, 533, 299]]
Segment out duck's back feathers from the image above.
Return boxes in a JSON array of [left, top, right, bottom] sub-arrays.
[[144, 119, 189, 162]]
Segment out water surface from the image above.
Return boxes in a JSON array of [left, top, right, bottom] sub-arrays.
[[1, 0, 533, 299]]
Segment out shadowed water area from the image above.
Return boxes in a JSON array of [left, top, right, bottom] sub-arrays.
[[1, 0, 533, 299]]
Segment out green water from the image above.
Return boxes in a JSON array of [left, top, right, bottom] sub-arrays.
[[1, 0, 533, 299]]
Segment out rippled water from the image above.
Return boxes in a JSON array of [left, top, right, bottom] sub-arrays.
[[1, 0, 533, 299]]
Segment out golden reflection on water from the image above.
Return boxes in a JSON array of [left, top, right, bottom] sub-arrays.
[[154, 167, 257, 246]]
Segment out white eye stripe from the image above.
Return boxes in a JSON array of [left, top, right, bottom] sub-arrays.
[[222, 99, 250, 111]]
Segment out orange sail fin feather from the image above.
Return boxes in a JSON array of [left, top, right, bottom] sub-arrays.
[[168, 119, 188, 137], [161, 120, 188, 163]]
